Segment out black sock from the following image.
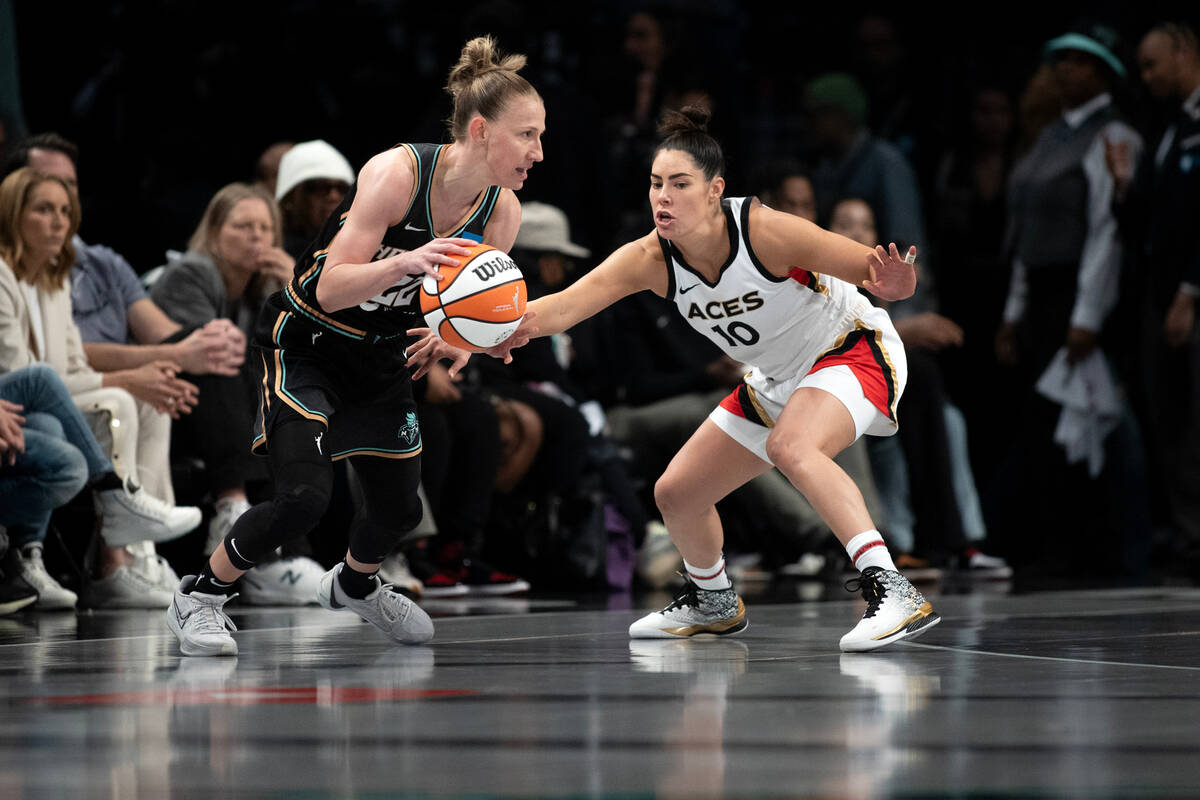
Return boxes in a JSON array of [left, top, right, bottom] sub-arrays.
[[189, 564, 237, 596], [92, 472, 124, 492], [337, 562, 380, 599]]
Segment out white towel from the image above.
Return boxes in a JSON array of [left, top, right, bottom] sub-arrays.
[[1034, 349, 1121, 477]]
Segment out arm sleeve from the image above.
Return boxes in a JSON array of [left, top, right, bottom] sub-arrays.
[[1072, 123, 1143, 331], [94, 244, 148, 308], [1002, 257, 1028, 324]]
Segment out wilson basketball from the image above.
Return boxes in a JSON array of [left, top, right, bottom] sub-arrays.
[[419, 243, 527, 352]]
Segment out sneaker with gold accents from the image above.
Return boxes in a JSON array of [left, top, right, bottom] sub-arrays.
[[628, 576, 747, 639], [840, 566, 940, 652]]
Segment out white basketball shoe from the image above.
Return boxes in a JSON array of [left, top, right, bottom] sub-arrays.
[[317, 563, 434, 645], [629, 576, 747, 638], [840, 566, 941, 652], [166, 578, 239, 657]]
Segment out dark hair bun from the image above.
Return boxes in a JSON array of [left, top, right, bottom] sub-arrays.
[[657, 104, 711, 139]]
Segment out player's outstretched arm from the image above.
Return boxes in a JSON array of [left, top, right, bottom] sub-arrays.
[[750, 204, 917, 301]]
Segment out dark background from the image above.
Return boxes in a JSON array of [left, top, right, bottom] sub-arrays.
[[8, 0, 1199, 270]]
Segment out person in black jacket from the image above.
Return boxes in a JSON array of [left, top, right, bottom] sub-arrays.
[[1107, 22, 1200, 572]]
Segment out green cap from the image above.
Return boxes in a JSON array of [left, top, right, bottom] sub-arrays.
[[1044, 24, 1126, 79], [804, 73, 868, 126]]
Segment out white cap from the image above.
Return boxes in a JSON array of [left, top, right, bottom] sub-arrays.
[[274, 140, 355, 201], [515, 202, 590, 257]]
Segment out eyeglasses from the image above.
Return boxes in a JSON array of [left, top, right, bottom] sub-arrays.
[[302, 180, 349, 196]]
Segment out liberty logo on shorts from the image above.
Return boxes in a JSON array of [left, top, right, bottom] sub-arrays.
[[398, 412, 419, 445], [311, 331, 323, 345], [314, 431, 324, 455]]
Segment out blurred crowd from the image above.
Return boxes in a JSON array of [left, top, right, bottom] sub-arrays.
[[2, 4, 1199, 615]]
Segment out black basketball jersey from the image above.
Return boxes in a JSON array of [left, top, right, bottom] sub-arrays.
[[283, 142, 504, 343]]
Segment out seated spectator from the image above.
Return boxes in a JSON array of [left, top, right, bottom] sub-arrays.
[[0, 364, 186, 609], [0, 168, 200, 607], [828, 196, 1008, 576], [756, 158, 817, 222], [7, 132, 247, 589], [471, 201, 646, 590], [253, 140, 295, 199], [149, 182, 326, 604], [274, 140, 354, 259]]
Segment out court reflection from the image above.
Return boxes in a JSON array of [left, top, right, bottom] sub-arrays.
[[829, 652, 942, 797], [629, 638, 748, 800]]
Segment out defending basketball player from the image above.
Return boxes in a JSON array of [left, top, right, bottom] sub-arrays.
[[409, 106, 939, 652], [166, 35, 543, 656]]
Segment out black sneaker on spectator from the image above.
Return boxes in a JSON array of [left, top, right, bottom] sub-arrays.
[[460, 558, 530, 596], [406, 549, 468, 598], [0, 545, 38, 616]]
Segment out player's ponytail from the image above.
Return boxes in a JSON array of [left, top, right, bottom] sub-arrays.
[[445, 36, 540, 140], [655, 105, 724, 180]]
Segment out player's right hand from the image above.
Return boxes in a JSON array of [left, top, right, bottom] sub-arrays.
[[392, 238, 477, 281]]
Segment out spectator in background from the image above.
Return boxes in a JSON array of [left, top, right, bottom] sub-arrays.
[[829, 197, 1008, 577], [253, 140, 295, 199], [930, 84, 1023, 485], [1, 364, 89, 609], [756, 159, 816, 222], [0, 168, 200, 607], [851, 13, 926, 172], [4, 135, 248, 590], [993, 21, 1153, 578], [274, 140, 355, 259], [805, 72, 926, 255], [1107, 22, 1200, 573], [150, 182, 326, 604]]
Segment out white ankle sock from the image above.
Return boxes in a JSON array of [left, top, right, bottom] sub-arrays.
[[683, 557, 732, 590], [845, 531, 897, 573]]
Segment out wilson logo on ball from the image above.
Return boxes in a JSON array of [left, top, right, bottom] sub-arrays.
[[419, 243, 527, 352]]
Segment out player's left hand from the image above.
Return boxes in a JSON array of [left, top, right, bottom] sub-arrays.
[[863, 244, 917, 302], [404, 328, 471, 380]]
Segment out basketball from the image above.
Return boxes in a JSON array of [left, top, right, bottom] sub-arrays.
[[419, 243, 527, 352]]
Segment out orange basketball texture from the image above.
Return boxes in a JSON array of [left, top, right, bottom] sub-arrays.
[[419, 244, 527, 352]]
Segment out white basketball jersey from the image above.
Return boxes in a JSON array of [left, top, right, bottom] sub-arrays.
[[663, 196, 886, 383]]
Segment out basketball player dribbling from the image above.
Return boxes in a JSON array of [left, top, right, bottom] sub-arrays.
[[411, 106, 939, 652], [166, 36, 543, 656]]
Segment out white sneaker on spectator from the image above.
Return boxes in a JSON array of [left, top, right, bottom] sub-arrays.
[[960, 548, 1013, 580], [126, 541, 181, 595], [166, 578, 238, 657], [96, 478, 201, 546], [239, 556, 324, 605], [378, 551, 424, 599], [90, 562, 174, 609], [205, 497, 253, 555], [15, 544, 77, 610], [636, 521, 681, 590]]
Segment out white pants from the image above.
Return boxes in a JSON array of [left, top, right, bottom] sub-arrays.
[[73, 387, 175, 505]]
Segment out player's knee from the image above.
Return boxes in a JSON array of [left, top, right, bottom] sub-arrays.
[[765, 431, 817, 479], [274, 480, 332, 528], [653, 472, 688, 517]]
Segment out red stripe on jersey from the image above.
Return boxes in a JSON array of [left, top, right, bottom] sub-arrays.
[[852, 539, 885, 564], [808, 335, 895, 421]]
